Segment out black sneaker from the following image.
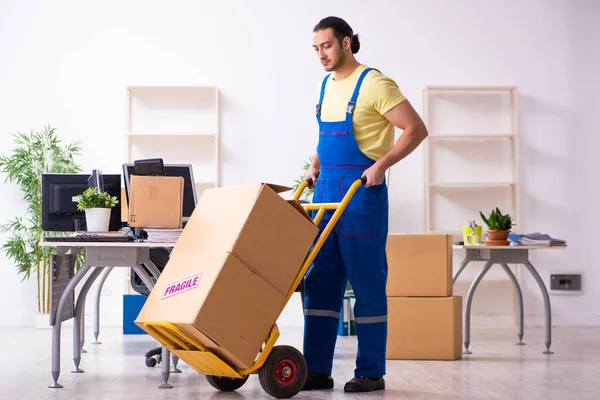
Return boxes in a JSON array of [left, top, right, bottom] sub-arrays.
[[343, 376, 385, 392], [301, 372, 334, 390]]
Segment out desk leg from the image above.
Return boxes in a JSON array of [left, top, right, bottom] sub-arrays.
[[453, 258, 470, 284], [144, 260, 181, 374], [49, 263, 92, 388], [92, 267, 113, 344], [80, 309, 86, 353], [131, 263, 173, 389], [144, 260, 161, 281], [72, 267, 103, 373], [463, 260, 494, 354], [500, 264, 525, 345], [524, 260, 553, 354]]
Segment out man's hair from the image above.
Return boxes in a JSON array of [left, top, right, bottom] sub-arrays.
[[313, 16, 360, 54]]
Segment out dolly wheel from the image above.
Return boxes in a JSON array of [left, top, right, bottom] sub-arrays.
[[206, 375, 248, 392], [259, 345, 307, 399]]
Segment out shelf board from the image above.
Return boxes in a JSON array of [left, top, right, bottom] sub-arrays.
[[127, 85, 217, 90], [428, 182, 516, 188], [424, 86, 517, 92], [428, 134, 515, 139], [128, 132, 217, 137]]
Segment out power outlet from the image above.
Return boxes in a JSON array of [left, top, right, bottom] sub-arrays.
[[550, 273, 583, 295]]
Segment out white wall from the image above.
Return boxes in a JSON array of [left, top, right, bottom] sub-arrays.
[[1, 0, 598, 328]]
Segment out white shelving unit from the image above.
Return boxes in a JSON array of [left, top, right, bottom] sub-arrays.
[[422, 86, 521, 318], [122, 85, 219, 294], [423, 86, 519, 238], [124, 85, 220, 200]]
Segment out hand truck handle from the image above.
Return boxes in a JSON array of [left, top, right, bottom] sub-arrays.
[[293, 175, 367, 201]]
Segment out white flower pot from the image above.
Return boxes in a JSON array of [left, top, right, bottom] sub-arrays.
[[85, 208, 111, 232]]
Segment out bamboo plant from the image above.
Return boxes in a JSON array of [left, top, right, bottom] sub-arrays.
[[0, 126, 83, 314]]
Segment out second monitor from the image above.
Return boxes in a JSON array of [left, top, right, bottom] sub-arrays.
[[122, 163, 198, 223]]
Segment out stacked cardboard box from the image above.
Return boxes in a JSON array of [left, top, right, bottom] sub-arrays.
[[385, 234, 462, 361], [135, 183, 319, 369]]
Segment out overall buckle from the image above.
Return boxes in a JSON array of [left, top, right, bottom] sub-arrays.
[[346, 102, 355, 114], [316, 104, 322, 116]]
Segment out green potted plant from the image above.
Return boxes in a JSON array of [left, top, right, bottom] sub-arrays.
[[479, 207, 513, 245], [0, 125, 83, 316], [76, 187, 119, 232]]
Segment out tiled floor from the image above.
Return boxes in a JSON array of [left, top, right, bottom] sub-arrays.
[[1, 325, 599, 399]]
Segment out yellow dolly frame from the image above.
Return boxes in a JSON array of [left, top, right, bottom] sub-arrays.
[[143, 177, 366, 399]]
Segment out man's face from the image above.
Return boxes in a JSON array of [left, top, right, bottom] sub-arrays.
[[313, 28, 345, 72]]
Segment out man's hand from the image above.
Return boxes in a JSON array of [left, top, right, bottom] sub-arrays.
[[361, 163, 386, 188], [305, 166, 320, 188]]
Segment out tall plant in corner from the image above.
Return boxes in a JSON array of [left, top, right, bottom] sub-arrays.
[[0, 126, 82, 314]]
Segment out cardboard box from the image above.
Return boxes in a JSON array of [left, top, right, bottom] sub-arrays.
[[386, 234, 453, 297], [386, 296, 462, 360], [135, 183, 319, 369], [128, 175, 184, 228], [171, 183, 319, 296]]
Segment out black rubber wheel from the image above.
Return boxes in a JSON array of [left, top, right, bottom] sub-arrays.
[[145, 357, 157, 368], [258, 345, 307, 399], [206, 375, 249, 392]]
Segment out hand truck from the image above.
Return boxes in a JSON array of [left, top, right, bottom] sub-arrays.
[[142, 177, 366, 398]]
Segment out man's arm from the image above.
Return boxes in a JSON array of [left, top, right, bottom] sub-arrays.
[[362, 100, 428, 187], [305, 153, 320, 188]]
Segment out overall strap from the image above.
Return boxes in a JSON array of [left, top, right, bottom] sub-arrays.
[[316, 73, 331, 122], [346, 68, 380, 114]]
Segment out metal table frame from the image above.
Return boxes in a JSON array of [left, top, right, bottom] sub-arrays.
[[41, 241, 178, 389], [454, 245, 566, 355]]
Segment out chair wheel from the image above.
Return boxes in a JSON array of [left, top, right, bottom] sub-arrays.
[[206, 375, 249, 392], [259, 345, 307, 398], [145, 357, 157, 367]]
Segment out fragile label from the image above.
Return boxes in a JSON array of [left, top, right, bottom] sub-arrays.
[[162, 274, 201, 299]]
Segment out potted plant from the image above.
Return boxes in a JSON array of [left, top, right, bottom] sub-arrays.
[[0, 125, 83, 317], [291, 156, 315, 201], [479, 207, 513, 245], [76, 187, 119, 232]]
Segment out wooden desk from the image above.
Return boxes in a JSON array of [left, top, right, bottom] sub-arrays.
[[40, 241, 177, 389], [453, 244, 567, 355]]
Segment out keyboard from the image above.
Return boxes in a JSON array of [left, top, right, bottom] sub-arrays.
[[45, 231, 135, 243]]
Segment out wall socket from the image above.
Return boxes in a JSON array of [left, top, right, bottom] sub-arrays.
[[550, 273, 583, 295]]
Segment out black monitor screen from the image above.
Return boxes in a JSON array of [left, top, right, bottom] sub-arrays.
[[122, 164, 197, 220], [42, 174, 122, 232]]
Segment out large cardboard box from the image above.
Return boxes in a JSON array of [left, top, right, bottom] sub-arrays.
[[171, 183, 318, 296], [386, 296, 462, 361], [128, 175, 184, 228], [386, 234, 453, 297], [135, 183, 319, 369]]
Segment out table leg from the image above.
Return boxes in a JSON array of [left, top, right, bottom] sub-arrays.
[[49, 263, 92, 388], [92, 267, 114, 344], [80, 309, 86, 353], [144, 260, 161, 281], [523, 260, 553, 354], [131, 263, 173, 388], [453, 258, 470, 284], [72, 267, 103, 373], [463, 260, 494, 354], [500, 263, 525, 345]]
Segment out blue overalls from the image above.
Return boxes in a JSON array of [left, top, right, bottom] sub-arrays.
[[303, 67, 389, 378]]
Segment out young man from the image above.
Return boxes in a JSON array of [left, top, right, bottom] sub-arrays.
[[302, 16, 428, 393]]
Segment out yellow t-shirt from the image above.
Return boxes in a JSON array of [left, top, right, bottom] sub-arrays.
[[317, 64, 406, 160]]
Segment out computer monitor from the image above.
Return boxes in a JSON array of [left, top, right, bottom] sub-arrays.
[[122, 163, 197, 223], [42, 173, 122, 232], [88, 169, 104, 191]]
